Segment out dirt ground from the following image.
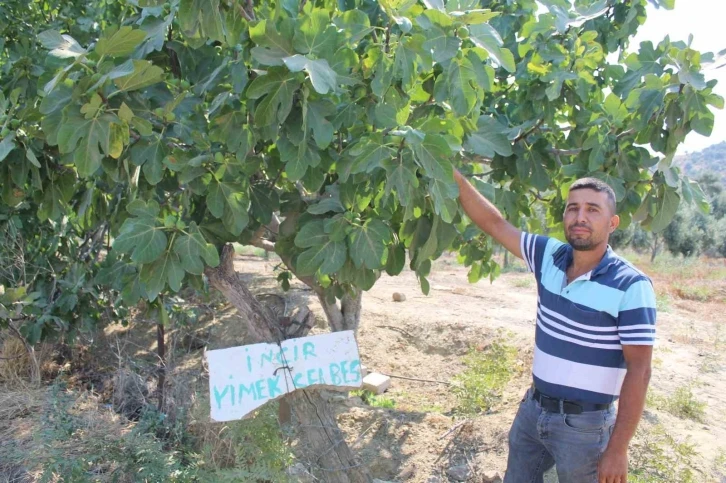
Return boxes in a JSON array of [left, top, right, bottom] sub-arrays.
[[1, 251, 724, 482], [227, 252, 726, 482]]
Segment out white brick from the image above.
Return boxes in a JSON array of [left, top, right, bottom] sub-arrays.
[[362, 372, 391, 394]]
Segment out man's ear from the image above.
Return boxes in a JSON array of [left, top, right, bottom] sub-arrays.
[[609, 214, 620, 233]]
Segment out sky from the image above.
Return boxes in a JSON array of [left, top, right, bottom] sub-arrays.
[[633, 0, 726, 154]]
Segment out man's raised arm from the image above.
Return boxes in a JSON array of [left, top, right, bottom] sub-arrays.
[[453, 170, 523, 259]]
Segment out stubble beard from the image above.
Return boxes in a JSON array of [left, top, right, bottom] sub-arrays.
[[567, 236, 597, 251], [566, 225, 603, 251]]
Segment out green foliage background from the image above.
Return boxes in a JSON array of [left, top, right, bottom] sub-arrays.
[[0, 0, 721, 342]]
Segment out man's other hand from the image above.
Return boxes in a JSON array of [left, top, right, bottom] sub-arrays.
[[598, 448, 628, 483]]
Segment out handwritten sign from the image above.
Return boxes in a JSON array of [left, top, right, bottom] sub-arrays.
[[206, 331, 363, 422]]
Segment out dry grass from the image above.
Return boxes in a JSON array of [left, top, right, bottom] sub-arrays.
[[0, 386, 48, 483], [0, 387, 45, 422], [187, 410, 238, 469], [621, 250, 726, 305], [0, 336, 30, 384], [0, 333, 57, 387], [0, 383, 176, 483]]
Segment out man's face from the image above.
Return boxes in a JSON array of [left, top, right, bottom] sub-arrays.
[[564, 189, 619, 251]]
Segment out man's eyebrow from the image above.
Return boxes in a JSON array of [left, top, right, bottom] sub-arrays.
[[566, 202, 603, 208]]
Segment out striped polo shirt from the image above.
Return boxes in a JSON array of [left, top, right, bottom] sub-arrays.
[[520, 232, 657, 404]]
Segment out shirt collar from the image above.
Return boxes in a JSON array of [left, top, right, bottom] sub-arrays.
[[555, 244, 617, 278], [592, 246, 617, 276]]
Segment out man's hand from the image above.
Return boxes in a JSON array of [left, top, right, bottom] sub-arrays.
[[598, 447, 628, 483]]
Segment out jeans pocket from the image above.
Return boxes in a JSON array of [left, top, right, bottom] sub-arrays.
[[562, 412, 604, 434]]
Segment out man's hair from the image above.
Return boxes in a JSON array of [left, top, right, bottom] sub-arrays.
[[568, 178, 617, 214]]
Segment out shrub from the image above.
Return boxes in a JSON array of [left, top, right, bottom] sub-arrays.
[[453, 342, 517, 415], [352, 390, 396, 409], [629, 424, 699, 483], [647, 386, 707, 423]]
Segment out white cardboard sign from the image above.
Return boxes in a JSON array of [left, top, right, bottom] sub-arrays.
[[206, 330, 363, 422]]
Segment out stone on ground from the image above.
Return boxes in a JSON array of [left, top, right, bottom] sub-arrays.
[[362, 372, 391, 394], [446, 464, 470, 481], [392, 292, 407, 302], [483, 470, 503, 482]]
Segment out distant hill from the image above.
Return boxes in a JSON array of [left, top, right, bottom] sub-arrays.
[[676, 141, 726, 183]]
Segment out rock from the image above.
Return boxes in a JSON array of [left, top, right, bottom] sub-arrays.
[[287, 462, 314, 482], [426, 476, 444, 483], [446, 464, 470, 482], [482, 470, 503, 482], [392, 292, 407, 302], [373, 480, 396, 483], [362, 372, 391, 394]]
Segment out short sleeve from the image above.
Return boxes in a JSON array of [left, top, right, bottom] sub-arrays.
[[519, 232, 552, 276], [617, 279, 657, 345]]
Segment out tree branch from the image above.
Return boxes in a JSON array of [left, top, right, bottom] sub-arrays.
[[165, 25, 181, 79], [267, 213, 281, 236], [549, 147, 582, 156], [381, 372, 452, 386], [513, 118, 544, 144], [529, 189, 550, 202], [249, 225, 276, 252], [205, 245, 283, 344], [616, 127, 636, 140], [250, 238, 276, 252], [245, 0, 256, 21], [318, 295, 344, 332], [384, 24, 391, 53], [238, 3, 253, 22], [462, 155, 493, 165]]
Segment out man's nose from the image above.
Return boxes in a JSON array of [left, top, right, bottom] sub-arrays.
[[576, 209, 588, 223]]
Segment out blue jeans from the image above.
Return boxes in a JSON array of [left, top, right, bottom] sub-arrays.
[[503, 389, 616, 483]]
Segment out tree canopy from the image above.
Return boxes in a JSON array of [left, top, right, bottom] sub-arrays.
[[0, 0, 721, 344]]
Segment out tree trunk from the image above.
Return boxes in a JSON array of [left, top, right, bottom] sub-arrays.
[[286, 389, 369, 483], [156, 321, 166, 411], [205, 245, 372, 483], [318, 290, 363, 333], [650, 234, 660, 263]]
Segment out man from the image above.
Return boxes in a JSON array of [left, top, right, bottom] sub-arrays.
[[453, 172, 656, 483]]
